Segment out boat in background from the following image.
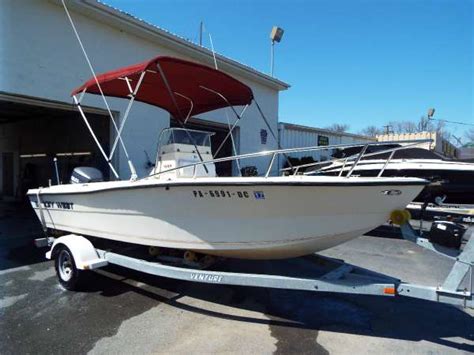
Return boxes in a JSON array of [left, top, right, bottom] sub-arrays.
[[314, 144, 474, 205], [27, 56, 427, 259]]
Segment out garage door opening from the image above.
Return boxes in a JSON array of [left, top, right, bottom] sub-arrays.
[[0, 95, 110, 247], [0, 99, 110, 199], [171, 118, 238, 177]]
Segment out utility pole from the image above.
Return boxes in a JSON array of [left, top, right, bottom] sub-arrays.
[[199, 21, 203, 46], [383, 125, 393, 135]]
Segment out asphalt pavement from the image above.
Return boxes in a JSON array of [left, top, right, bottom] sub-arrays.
[[1, 235, 473, 354]]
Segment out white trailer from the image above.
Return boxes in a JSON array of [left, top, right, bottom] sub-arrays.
[[35, 221, 473, 309]]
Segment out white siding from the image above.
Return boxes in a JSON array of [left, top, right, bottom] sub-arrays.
[[0, 0, 282, 179], [278, 123, 374, 170]]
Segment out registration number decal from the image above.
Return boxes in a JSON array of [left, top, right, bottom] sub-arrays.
[[192, 190, 265, 200]]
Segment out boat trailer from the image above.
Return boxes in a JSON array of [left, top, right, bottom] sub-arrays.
[[35, 222, 473, 309], [407, 202, 474, 225]]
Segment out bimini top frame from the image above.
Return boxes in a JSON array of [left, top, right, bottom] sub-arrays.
[[70, 55, 285, 180], [62, 0, 289, 181], [71, 56, 254, 117]]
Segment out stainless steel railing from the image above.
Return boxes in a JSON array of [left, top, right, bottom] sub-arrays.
[[145, 139, 432, 180], [282, 140, 431, 176]]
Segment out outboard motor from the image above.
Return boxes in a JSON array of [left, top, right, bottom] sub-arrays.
[[70, 167, 104, 184]]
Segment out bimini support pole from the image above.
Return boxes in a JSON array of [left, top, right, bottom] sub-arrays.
[[108, 71, 147, 180], [201, 43, 243, 172], [73, 95, 119, 179], [254, 99, 294, 173], [199, 85, 245, 174], [224, 109, 242, 175], [199, 86, 243, 126], [214, 105, 248, 158], [198, 86, 246, 158], [155, 63, 209, 173], [173, 92, 194, 124], [62, 0, 137, 180]]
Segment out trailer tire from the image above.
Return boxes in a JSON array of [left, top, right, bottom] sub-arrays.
[[54, 245, 86, 291]]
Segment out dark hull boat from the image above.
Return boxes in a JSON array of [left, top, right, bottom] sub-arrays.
[[314, 145, 474, 205]]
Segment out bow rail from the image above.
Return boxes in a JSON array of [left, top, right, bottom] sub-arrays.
[[146, 139, 432, 180]]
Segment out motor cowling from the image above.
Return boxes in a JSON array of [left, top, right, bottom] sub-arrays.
[[70, 167, 103, 184]]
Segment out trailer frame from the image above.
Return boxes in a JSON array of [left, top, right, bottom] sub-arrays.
[[36, 221, 473, 309]]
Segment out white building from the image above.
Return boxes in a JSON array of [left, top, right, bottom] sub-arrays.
[[278, 122, 374, 169], [376, 131, 457, 158], [0, 0, 289, 201]]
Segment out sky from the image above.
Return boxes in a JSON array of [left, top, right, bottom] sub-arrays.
[[107, 0, 473, 138]]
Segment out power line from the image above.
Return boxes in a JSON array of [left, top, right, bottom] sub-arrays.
[[428, 117, 474, 127]]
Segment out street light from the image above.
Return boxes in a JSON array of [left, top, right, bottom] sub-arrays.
[[270, 26, 284, 77], [427, 108, 436, 119]]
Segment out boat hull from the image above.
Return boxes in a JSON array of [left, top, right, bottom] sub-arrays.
[[319, 159, 474, 204], [27, 177, 425, 259]]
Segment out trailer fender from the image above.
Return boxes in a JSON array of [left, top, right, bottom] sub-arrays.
[[46, 234, 108, 270]]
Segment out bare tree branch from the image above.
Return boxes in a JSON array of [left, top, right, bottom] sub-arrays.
[[360, 116, 453, 143], [325, 123, 350, 133], [359, 125, 381, 137]]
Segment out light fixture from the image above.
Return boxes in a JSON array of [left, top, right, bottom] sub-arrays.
[[270, 26, 284, 77], [427, 108, 435, 119], [270, 26, 284, 43]]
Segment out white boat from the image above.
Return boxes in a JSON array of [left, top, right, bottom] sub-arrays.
[[27, 56, 427, 259], [313, 144, 474, 204], [28, 174, 425, 259]]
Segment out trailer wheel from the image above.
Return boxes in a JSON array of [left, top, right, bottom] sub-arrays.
[[54, 245, 86, 290]]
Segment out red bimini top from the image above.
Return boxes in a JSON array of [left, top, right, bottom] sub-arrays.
[[71, 56, 254, 120]]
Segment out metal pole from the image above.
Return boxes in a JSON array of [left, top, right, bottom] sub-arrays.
[[36, 189, 47, 233], [73, 96, 120, 179], [270, 40, 275, 77], [62, 0, 132, 177], [209, 33, 218, 69], [199, 21, 203, 46], [254, 99, 294, 172], [225, 109, 242, 176], [109, 72, 146, 160], [53, 157, 60, 185], [377, 150, 395, 177], [156, 63, 209, 173], [198, 86, 247, 158], [173, 92, 194, 124], [265, 153, 277, 177], [214, 116, 241, 157], [346, 144, 369, 178], [338, 159, 348, 177]]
